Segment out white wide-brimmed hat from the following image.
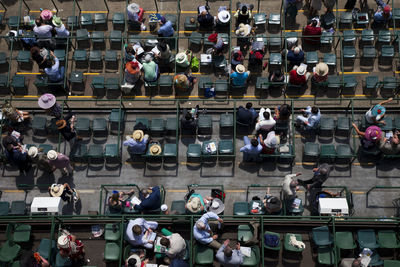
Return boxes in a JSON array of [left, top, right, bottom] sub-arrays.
[[218, 10, 231, 23], [47, 150, 58, 161], [208, 198, 225, 214], [50, 184, 64, 197], [235, 23, 251, 37], [57, 233, 70, 249], [315, 62, 329, 76], [28, 146, 38, 158], [296, 65, 307, 76], [236, 64, 246, 74], [127, 3, 140, 14]]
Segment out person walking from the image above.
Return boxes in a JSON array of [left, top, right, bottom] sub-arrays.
[[298, 164, 331, 190], [47, 150, 73, 176]]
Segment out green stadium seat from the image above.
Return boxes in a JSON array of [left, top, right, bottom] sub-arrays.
[[76, 29, 90, 48], [73, 50, 87, 66], [241, 246, 260, 266], [335, 231, 356, 250], [54, 49, 66, 63], [214, 78, 229, 96], [312, 226, 333, 246], [0, 202, 9, 216], [150, 118, 165, 133], [320, 144, 336, 162], [32, 116, 47, 135], [136, 117, 149, 128], [8, 16, 20, 29], [189, 32, 202, 47], [238, 225, 253, 243], [164, 14, 177, 29], [269, 13, 281, 25], [10, 201, 26, 215], [105, 144, 120, 163], [80, 14, 93, 27], [89, 50, 103, 68], [218, 140, 234, 155], [220, 113, 233, 131], [381, 77, 397, 97], [377, 230, 400, 249], [355, 12, 369, 27], [88, 144, 104, 163], [37, 239, 56, 260], [112, 13, 125, 29], [365, 76, 379, 93], [170, 200, 186, 214], [194, 243, 213, 265], [158, 75, 173, 90], [92, 31, 105, 49], [336, 144, 353, 164], [166, 117, 177, 134], [67, 16, 78, 28], [197, 114, 212, 135], [378, 30, 391, 44], [361, 29, 374, 44], [11, 261, 19, 267], [91, 76, 105, 96], [11, 224, 31, 243], [339, 12, 352, 27], [256, 77, 269, 91], [105, 50, 118, 69], [104, 243, 120, 261], [357, 229, 380, 249], [187, 144, 201, 162], [0, 241, 20, 263], [233, 202, 249, 215], [269, 34, 281, 50], [105, 224, 120, 241], [75, 117, 91, 136], [343, 46, 356, 59], [327, 75, 341, 93], [269, 53, 282, 66], [284, 233, 305, 252], [201, 141, 217, 155], [17, 50, 31, 68], [184, 16, 197, 31], [94, 13, 107, 27], [264, 231, 281, 250], [163, 143, 177, 162], [109, 30, 122, 49], [38, 144, 52, 154], [319, 117, 335, 135], [336, 117, 350, 136], [362, 46, 376, 59], [342, 75, 358, 94], [109, 109, 125, 123], [320, 31, 333, 46], [323, 53, 336, 67], [11, 75, 26, 94], [306, 51, 318, 65], [384, 260, 400, 267], [55, 253, 72, 266], [381, 45, 395, 59], [105, 77, 120, 98], [69, 71, 84, 86], [343, 30, 356, 43], [304, 142, 320, 160], [254, 13, 267, 26], [92, 118, 108, 136], [317, 247, 336, 265]]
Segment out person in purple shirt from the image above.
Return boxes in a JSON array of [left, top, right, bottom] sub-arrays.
[[240, 136, 263, 162], [133, 186, 161, 212], [123, 130, 149, 157], [47, 150, 73, 176]]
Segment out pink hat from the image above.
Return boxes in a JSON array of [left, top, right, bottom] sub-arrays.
[[384, 5, 391, 14], [40, 10, 53, 21], [365, 126, 382, 141], [38, 93, 56, 109]]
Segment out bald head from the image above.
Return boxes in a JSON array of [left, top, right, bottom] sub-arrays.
[[196, 221, 206, 230]]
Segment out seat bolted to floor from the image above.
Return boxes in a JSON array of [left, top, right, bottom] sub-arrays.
[[91, 76, 105, 96], [104, 224, 121, 241], [32, 116, 47, 135], [104, 243, 120, 261], [187, 144, 201, 162], [320, 144, 336, 163], [80, 14, 93, 27], [194, 243, 214, 265], [198, 77, 213, 90], [75, 117, 91, 136], [112, 13, 125, 29], [70, 143, 88, 163], [304, 142, 320, 161], [92, 118, 108, 137], [170, 200, 186, 214], [233, 202, 249, 215], [256, 77, 270, 91], [197, 114, 212, 135], [105, 144, 120, 164], [264, 231, 281, 251], [219, 113, 234, 133], [238, 225, 254, 243], [88, 144, 104, 164], [319, 117, 335, 136], [184, 17, 197, 31], [10, 224, 31, 243], [218, 140, 234, 155], [163, 143, 177, 162], [150, 118, 165, 135], [158, 75, 173, 90], [284, 234, 305, 252]]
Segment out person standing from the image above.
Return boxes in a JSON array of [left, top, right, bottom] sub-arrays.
[[216, 239, 244, 267], [298, 164, 331, 190], [364, 98, 393, 125], [38, 93, 63, 119], [282, 172, 302, 199], [47, 150, 73, 176]]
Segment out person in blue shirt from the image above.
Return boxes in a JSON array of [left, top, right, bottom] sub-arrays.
[[230, 64, 250, 86], [287, 46, 304, 67], [158, 16, 174, 37], [133, 186, 161, 212], [240, 136, 263, 162], [44, 51, 64, 82], [193, 212, 223, 249], [236, 102, 258, 125], [123, 130, 149, 157], [296, 106, 321, 130], [373, 2, 392, 26]]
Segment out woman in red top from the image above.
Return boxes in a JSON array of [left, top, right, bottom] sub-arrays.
[[289, 65, 309, 85], [302, 20, 322, 45], [312, 62, 329, 83]]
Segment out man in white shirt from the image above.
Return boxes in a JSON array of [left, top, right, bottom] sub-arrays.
[[33, 19, 53, 38], [125, 218, 158, 248], [255, 108, 276, 132], [282, 172, 301, 199]]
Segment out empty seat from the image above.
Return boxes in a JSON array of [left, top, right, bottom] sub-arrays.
[[233, 202, 249, 215], [304, 142, 319, 161], [197, 114, 212, 135], [80, 14, 92, 27], [112, 13, 125, 29]]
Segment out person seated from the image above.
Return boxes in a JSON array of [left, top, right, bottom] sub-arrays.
[[125, 250, 148, 267], [379, 130, 400, 155], [373, 2, 392, 27], [133, 186, 161, 212], [282, 172, 302, 200], [240, 136, 263, 162], [30, 46, 50, 69], [33, 18, 53, 39], [125, 61, 141, 86], [365, 98, 393, 125], [158, 16, 174, 38], [352, 123, 382, 149], [198, 5, 214, 28], [231, 48, 244, 70], [20, 251, 50, 267], [262, 188, 282, 215], [142, 54, 159, 83], [124, 130, 149, 157], [207, 33, 225, 56], [259, 131, 280, 154], [312, 62, 329, 83], [2, 132, 23, 151], [152, 41, 171, 66], [193, 212, 223, 249], [5, 143, 31, 174], [181, 106, 199, 134], [108, 189, 135, 213], [125, 218, 158, 248], [125, 43, 135, 62], [236, 102, 258, 125], [174, 73, 197, 91], [185, 193, 212, 214], [274, 104, 291, 121], [132, 42, 146, 62], [289, 65, 309, 86], [269, 69, 285, 83], [234, 4, 252, 26], [49, 183, 78, 203], [302, 19, 322, 45], [160, 232, 186, 261], [296, 106, 321, 130], [216, 239, 244, 266], [230, 64, 250, 86], [44, 51, 64, 83], [1, 101, 30, 123], [127, 3, 145, 29], [255, 108, 276, 133], [235, 23, 252, 50], [287, 45, 304, 67], [57, 230, 85, 261], [52, 16, 70, 37], [216, 7, 231, 27]]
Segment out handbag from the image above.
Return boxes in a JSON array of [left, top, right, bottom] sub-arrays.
[[264, 233, 279, 247]]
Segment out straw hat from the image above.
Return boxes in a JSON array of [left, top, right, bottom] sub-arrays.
[[28, 146, 38, 158], [235, 23, 250, 36], [40, 9, 53, 21], [57, 233, 70, 249], [127, 3, 140, 14], [149, 144, 162, 155], [208, 198, 225, 214], [56, 119, 67, 130], [187, 196, 202, 213], [52, 16, 63, 27], [47, 150, 58, 161], [315, 63, 329, 77], [296, 65, 307, 76], [38, 93, 56, 109], [175, 74, 188, 85], [50, 184, 64, 197], [218, 10, 231, 24], [236, 64, 245, 74], [371, 104, 386, 121], [133, 130, 144, 142], [176, 52, 188, 64]]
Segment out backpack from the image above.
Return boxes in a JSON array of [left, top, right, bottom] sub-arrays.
[[264, 233, 279, 247], [191, 56, 199, 72], [204, 87, 215, 98]]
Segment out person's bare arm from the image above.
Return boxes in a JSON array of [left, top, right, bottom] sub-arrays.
[[378, 97, 393, 106], [352, 123, 365, 137], [259, 134, 265, 145]]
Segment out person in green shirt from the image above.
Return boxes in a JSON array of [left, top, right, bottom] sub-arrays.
[[142, 54, 159, 82]]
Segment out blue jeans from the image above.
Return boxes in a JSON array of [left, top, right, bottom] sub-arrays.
[[50, 66, 65, 83]]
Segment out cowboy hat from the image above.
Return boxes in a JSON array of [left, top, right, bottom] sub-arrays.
[[50, 184, 64, 197], [28, 146, 38, 158], [132, 130, 144, 141], [52, 16, 63, 27], [56, 119, 67, 130], [296, 65, 307, 76], [40, 9, 53, 21], [38, 93, 57, 109], [127, 3, 140, 14], [176, 52, 188, 64], [208, 198, 225, 214], [235, 23, 250, 37], [315, 63, 329, 77], [149, 144, 162, 155], [236, 64, 246, 74], [187, 196, 202, 213], [57, 233, 70, 249], [371, 104, 386, 121], [265, 197, 281, 212], [47, 150, 58, 161], [218, 10, 231, 24], [365, 125, 382, 141], [175, 74, 188, 85]]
